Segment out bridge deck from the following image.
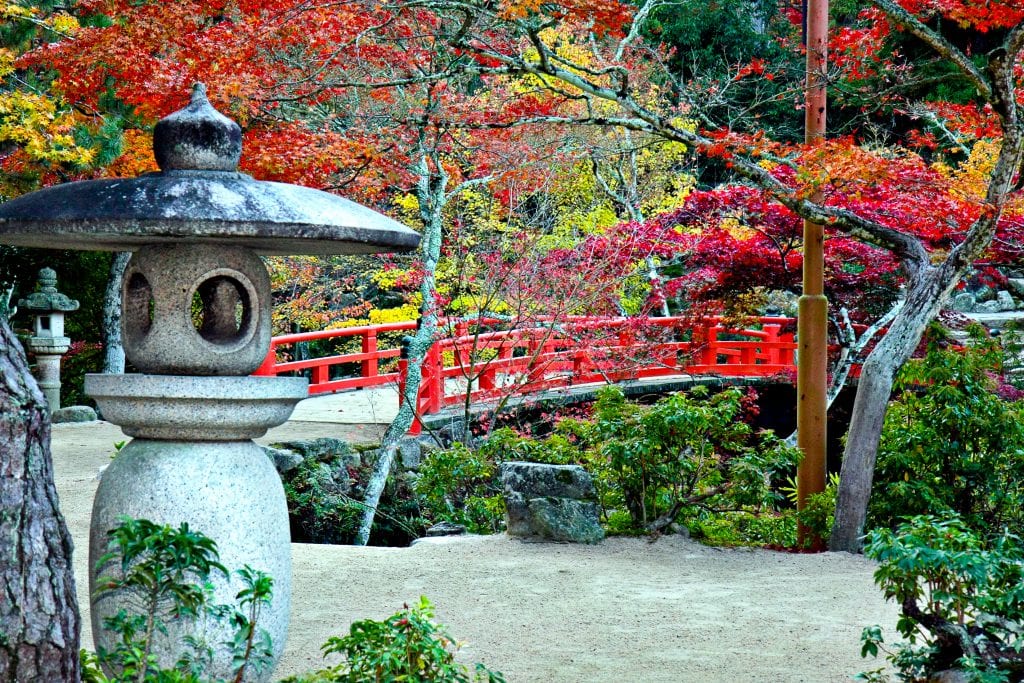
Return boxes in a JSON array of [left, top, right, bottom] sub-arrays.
[[294, 373, 791, 432], [289, 385, 399, 424]]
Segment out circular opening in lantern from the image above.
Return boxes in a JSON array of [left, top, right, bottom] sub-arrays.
[[188, 271, 256, 350]]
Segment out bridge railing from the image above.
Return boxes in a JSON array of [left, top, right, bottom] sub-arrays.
[[255, 321, 417, 395], [403, 316, 796, 424], [255, 315, 798, 431]]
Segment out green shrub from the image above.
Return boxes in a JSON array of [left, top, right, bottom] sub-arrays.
[[284, 452, 425, 546], [858, 515, 1024, 682], [590, 385, 800, 533], [415, 442, 504, 534], [85, 517, 274, 683], [759, 472, 840, 550], [870, 330, 1024, 534], [282, 596, 504, 683], [283, 457, 363, 544], [476, 426, 581, 465], [419, 386, 802, 543], [687, 510, 796, 548]]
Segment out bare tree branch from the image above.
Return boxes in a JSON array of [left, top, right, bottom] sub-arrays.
[[869, 0, 992, 100]]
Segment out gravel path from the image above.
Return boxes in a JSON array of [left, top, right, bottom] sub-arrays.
[[52, 420, 898, 682]]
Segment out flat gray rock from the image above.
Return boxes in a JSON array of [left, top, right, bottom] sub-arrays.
[[51, 405, 97, 423]]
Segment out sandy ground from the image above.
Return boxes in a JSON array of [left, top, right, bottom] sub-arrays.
[[52, 419, 899, 683]]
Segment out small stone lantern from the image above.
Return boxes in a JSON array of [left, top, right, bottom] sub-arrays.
[[0, 84, 419, 681], [18, 267, 80, 411]]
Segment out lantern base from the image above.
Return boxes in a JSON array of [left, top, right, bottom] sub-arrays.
[[89, 438, 291, 682]]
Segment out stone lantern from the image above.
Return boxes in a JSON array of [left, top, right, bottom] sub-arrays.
[[18, 267, 80, 411], [0, 84, 419, 680]]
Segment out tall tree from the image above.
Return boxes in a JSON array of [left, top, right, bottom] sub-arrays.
[[347, 0, 1024, 551], [0, 295, 80, 682]]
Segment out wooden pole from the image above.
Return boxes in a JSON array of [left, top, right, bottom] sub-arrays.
[[797, 0, 829, 549]]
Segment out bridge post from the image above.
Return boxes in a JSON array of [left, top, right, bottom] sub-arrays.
[[254, 343, 278, 376], [362, 331, 378, 378], [425, 342, 443, 413], [311, 363, 328, 387], [697, 322, 718, 367], [762, 324, 781, 365], [398, 338, 422, 436]]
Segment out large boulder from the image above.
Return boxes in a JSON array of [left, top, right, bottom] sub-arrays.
[[500, 462, 604, 544], [1007, 278, 1024, 298], [950, 292, 977, 313], [261, 445, 304, 474], [263, 437, 362, 475]]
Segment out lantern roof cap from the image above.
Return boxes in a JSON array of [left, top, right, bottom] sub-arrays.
[[18, 268, 79, 313], [0, 85, 419, 256]]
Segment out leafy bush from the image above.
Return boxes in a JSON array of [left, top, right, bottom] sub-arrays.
[[418, 385, 802, 543], [771, 471, 839, 549], [858, 515, 1024, 682], [284, 450, 425, 546], [870, 332, 1024, 534], [283, 455, 364, 544], [415, 442, 504, 534], [84, 517, 274, 683], [589, 385, 800, 535], [686, 510, 795, 548], [281, 596, 504, 683], [84, 521, 495, 683]]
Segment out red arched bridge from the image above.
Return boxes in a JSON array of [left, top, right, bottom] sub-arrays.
[[254, 316, 801, 432]]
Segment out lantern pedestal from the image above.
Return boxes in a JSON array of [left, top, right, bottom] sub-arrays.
[[27, 337, 70, 409]]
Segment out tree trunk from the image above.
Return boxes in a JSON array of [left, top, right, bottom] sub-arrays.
[[353, 317, 437, 546], [829, 265, 960, 552], [0, 316, 81, 682], [102, 251, 130, 374], [355, 146, 447, 546]]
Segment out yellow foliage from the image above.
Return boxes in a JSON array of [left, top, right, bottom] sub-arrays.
[[721, 215, 757, 239], [49, 13, 80, 36], [323, 317, 369, 330], [1, 3, 78, 33], [941, 140, 1000, 204], [448, 293, 512, 316], [0, 3, 33, 19], [370, 267, 405, 290], [0, 3, 92, 191], [0, 48, 13, 79], [391, 192, 421, 225], [450, 187, 509, 237], [368, 304, 420, 324], [0, 90, 94, 166]]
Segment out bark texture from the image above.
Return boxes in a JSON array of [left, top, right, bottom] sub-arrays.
[[0, 316, 81, 682]]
